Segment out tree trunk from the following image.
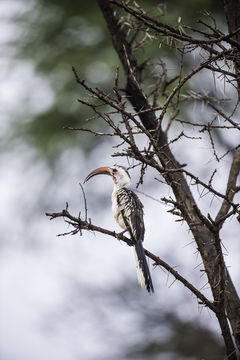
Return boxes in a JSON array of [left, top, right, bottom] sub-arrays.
[[98, 0, 240, 357]]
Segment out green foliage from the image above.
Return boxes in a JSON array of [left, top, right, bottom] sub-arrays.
[[10, 0, 117, 158], [129, 313, 225, 359], [8, 0, 225, 160], [103, 282, 225, 360]]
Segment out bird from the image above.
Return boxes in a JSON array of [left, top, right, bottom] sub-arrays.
[[84, 165, 154, 293]]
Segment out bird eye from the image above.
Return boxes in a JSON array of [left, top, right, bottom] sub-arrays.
[[112, 168, 117, 173]]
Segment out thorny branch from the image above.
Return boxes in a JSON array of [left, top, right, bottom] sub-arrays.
[[46, 207, 217, 313], [47, 1, 240, 358], [215, 151, 240, 227]]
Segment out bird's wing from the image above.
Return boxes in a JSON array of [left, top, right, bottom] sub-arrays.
[[117, 188, 153, 293], [116, 188, 145, 243]]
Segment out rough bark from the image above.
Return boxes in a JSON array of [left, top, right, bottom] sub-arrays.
[[224, 0, 240, 96], [224, 0, 240, 349]]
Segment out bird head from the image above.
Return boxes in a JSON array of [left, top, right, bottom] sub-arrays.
[[84, 165, 131, 188]]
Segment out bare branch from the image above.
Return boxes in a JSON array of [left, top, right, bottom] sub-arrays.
[[215, 151, 240, 227], [46, 1, 240, 356], [79, 183, 88, 222], [46, 208, 216, 313]]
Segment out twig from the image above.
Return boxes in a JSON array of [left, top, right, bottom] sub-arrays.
[[79, 182, 88, 222]]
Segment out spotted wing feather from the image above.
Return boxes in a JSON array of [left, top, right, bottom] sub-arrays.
[[116, 188, 154, 293]]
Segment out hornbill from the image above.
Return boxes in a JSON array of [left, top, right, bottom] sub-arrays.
[[84, 165, 154, 293]]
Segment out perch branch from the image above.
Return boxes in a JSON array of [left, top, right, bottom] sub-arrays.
[[46, 208, 217, 313]]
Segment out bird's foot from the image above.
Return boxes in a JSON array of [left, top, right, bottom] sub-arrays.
[[115, 229, 127, 242], [119, 230, 127, 235]]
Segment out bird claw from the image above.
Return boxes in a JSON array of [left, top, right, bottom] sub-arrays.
[[119, 230, 127, 235], [115, 229, 127, 242]]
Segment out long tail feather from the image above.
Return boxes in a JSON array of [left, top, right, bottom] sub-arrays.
[[134, 242, 154, 293]]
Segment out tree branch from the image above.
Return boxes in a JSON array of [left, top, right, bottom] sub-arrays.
[[215, 151, 240, 227], [46, 208, 217, 313], [96, 1, 240, 356]]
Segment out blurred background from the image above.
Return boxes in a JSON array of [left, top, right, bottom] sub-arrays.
[[0, 0, 239, 359]]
